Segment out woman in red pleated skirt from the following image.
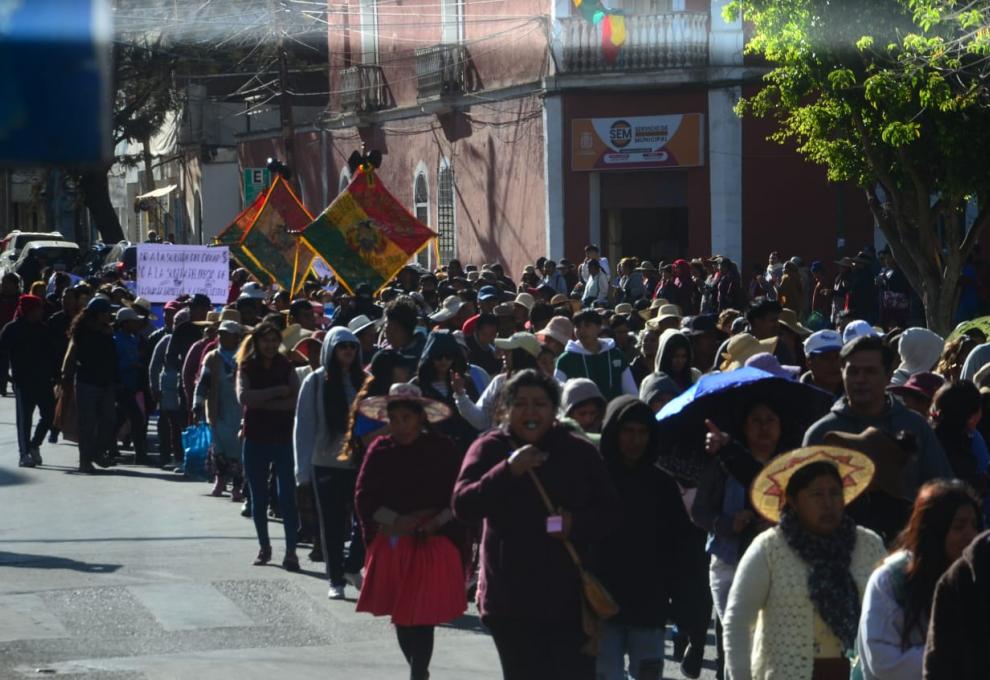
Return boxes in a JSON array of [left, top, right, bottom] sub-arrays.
[[354, 382, 467, 680]]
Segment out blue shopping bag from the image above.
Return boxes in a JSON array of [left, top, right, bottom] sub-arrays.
[[181, 422, 212, 480]]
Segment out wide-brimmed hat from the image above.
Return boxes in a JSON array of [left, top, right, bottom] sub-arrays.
[[635, 260, 658, 273], [614, 303, 633, 316], [193, 310, 223, 328], [638, 297, 670, 321], [538, 316, 574, 347], [550, 293, 569, 307], [358, 382, 452, 423], [888, 372, 944, 401], [645, 304, 683, 331], [778, 308, 811, 337], [745, 352, 801, 380], [239, 282, 266, 300], [129, 296, 158, 321], [514, 292, 536, 312], [281, 323, 313, 355], [493, 302, 515, 318], [348, 314, 381, 336], [750, 446, 876, 523], [218, 320, 246, 336], [721, 333, 778, 371], [822, 428, 915, 501], [116, 307, 141, 323], [429, 295, 466, 323], [494, 332, 541, 359], [291, 331, 326, 363]]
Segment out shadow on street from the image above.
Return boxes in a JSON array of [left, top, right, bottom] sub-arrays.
[[0, 550, 121, 573]]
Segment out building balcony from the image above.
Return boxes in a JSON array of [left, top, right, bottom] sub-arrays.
[[339, 64, 389, 113], [555, 12, 709, 73], [415, 43, 476, 100]]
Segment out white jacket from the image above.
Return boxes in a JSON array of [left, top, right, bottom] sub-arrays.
[[723, 524, 887, 680], [856, 551, 925, 680]]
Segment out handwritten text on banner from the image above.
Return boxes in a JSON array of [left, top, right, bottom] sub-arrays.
[[137, 245, 229, 303]]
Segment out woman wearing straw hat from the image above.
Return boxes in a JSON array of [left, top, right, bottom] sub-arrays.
[[722, 447, 887, 680], [354, 382, 465, 680]]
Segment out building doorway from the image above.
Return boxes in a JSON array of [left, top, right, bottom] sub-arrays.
[[600, 170, 689, 265], [604, 207, 688, 264]]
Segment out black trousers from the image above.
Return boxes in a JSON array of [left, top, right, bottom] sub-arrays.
[[117, 388, 147, 460], [483, 615, 594, 680], [14, 385, 54, 457], [312, 465, 365, 585], [395, 625, 434, 680]]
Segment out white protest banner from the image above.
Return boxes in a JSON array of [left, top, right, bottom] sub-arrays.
[[137, 244, 230, 303]]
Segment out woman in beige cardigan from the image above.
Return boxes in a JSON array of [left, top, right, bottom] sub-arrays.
[[722, 447, 887, 680]]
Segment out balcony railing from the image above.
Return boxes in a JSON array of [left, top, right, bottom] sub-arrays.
[[556, 12, 709, 73], [415, 44, 472, 100], [339, 64, 388, 113]]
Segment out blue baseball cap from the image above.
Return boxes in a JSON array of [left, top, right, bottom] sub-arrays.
[[86, 297, 113, 314], [478, 285, 499, 301]]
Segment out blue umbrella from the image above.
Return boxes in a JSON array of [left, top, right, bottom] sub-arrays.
[[654, 367, 834, 484]]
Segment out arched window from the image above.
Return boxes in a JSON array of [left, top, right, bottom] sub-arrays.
[[413, 169, 431, 268], [437, 158, 456, 265]]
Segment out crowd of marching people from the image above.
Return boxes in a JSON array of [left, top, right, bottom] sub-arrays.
[[3, 245, 990, 680]]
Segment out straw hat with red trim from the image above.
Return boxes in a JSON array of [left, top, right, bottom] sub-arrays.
[[750, 446, 876, 523], [358, 382, 452, 424]]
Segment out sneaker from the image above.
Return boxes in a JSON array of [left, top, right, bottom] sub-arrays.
[[18, 455, 35, 468], [29, 446, 42, 466], [327, 584, 346, 600], [344, 572, 363, 590]]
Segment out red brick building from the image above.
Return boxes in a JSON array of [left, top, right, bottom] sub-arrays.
[[238, 0, 874, 278]]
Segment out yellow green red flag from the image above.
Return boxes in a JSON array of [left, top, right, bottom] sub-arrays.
[[300, 166, 437, 295], [212, 190, 270, 285], [237, 175, 316, 294]]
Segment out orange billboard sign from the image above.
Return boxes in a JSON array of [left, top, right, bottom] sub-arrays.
[[571, 114, 705, 171]]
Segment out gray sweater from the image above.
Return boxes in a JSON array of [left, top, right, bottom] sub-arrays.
[[803, 396, 953, 498]]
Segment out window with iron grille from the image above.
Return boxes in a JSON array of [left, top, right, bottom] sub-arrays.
[[437, 159, 456, 264], [414, 171, 431, 268]]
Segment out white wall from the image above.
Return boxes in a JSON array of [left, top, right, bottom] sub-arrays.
[[200, 162, 240, 242]]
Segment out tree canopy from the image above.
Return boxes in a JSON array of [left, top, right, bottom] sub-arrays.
[[727, 0, 990, 333]]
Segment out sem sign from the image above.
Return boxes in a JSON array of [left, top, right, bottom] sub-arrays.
[[571, 114, 705, 171]]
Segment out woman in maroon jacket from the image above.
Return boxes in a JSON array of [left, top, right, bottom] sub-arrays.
[[354, 382, 466, 680], [453, 369, 620, 680]]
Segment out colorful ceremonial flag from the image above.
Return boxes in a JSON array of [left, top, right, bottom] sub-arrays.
[[238, 175, 316, 294], [212, 191, 270, 284], [300, 165, 437, 295]]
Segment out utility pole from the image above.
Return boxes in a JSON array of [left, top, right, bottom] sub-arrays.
[[272, 0, 297, 191]]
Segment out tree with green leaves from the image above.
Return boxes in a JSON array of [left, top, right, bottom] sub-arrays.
[[727, 0, 990, 334]]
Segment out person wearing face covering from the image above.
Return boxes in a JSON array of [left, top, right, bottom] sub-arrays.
[[294, 326, 367, 600], [890, 328, 945, 387], [595, 396, 691, 680], [412, 330, 480, 455]]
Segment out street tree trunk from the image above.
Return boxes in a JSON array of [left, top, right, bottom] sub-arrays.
[[78, 165, 125, 244], [865, 187, 985, 337]]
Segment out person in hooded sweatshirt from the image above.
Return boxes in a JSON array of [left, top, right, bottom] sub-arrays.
[[804, 335, 952, 497], [412, 330, 481, 456], [890, 327, 944, 387], [294, 326, 368, 600], [650, 328, 702, 393], [554, 309, 637, 402], [595, 396, 692, 680]]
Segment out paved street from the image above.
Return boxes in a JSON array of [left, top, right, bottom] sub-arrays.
[[0, 395, 718, 680]]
